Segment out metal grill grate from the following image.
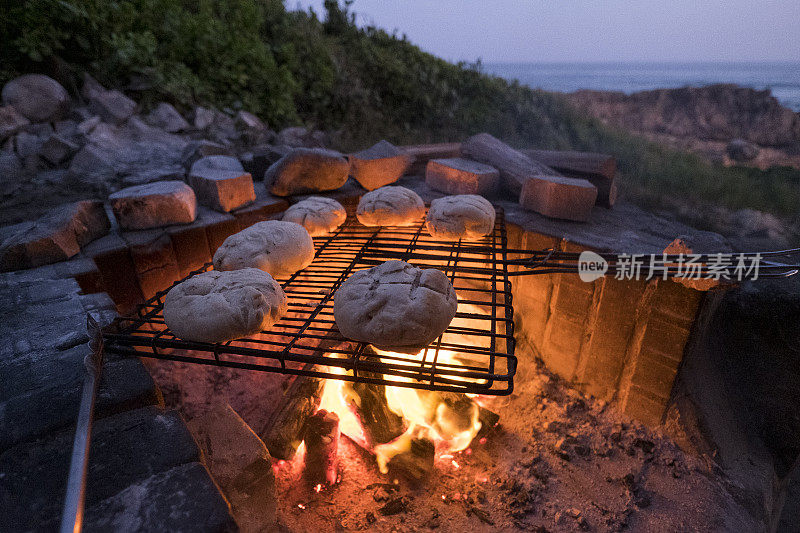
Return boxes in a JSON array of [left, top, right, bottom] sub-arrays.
[[104, 206, 518, 395]]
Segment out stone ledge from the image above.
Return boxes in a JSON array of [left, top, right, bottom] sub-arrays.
[[0, 406, 203, 531]]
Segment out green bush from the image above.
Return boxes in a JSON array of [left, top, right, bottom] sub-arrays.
[[2, 0, 799, 220]]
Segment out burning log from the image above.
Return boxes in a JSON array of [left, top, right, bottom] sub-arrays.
[[260, 372, 324, 460], [304, 409, 340, 486], [375, 426, 435, 487], [343, 380, 407, 447]]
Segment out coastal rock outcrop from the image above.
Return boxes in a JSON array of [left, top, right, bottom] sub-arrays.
[[566, 84, 800, 147]]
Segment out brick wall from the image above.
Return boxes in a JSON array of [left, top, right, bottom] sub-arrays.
[[508, 224, 707, 426]]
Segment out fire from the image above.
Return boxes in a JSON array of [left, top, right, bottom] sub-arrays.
[[317, 302, 492, 476]]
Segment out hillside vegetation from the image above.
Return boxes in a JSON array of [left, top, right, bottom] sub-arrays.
[[3, 0, 800, 220]]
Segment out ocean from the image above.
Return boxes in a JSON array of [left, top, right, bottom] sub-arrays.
[[482, 62, 800, 112]]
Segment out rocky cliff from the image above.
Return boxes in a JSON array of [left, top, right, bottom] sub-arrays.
[[566, 84, 800, 147]]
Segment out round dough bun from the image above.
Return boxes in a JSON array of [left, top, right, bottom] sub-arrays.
[[164, 268, 287, 343], [282, 196, 347, 237], [356, 186, 425, 227], [213, 220, 314, 278], [333, 260, 458, 353], [425, 194, 496, 241]]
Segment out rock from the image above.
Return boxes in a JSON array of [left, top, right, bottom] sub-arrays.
[[83, 463, 236, 533], [81, 72, 107, 101], [70, 119, 188, 191], [13, 131, 45, 159], [348, 140, 413, 190], [235, 110, 271, 144], [191, 106, 216, 130], [88, 89, 137, 125], [146, 102, 190, 133], [68, 143, 116, 187], [0, 407, 201, 530], [77, 115, 101, 137], [39, 134, 79, 165], [0, 106, 29, 140], [109, 181, 197, 230], [190, 155, 244, 174], [241, 144, 290, 181], [187, 403, 277, 530], [189, 169, 256, 212], [121, 166, 185, 188], [0, 200, 110, 271], [1, 74, 70, 123], [0, 151, 22, 196], [726, 138, 759, 162], [181, 139, 233, 169], [265, 147, 349, 196], [566, 84, 800, 147], [54, 119, 79, 137], [425, 157, 499, 196], [276, 126, 328, 148], [518, 174, 597, 222]]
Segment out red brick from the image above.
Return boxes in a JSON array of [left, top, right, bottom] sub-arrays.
[[167, 223, 211, 278], [82, 233, 143, 310], [122, 230, 180, 300], [231, 195, 288, 230]]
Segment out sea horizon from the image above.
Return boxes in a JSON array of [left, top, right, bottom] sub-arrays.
[[482, 61, 800, 111]]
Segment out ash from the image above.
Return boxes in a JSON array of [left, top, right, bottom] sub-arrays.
[[147, 357, 759, 532]]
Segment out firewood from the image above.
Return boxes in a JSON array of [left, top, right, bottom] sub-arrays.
[[460, 133, 563, 196], [344, 380, 407, 447], [381, 427, 435, 487], [304, 409, 340, 486], [260, 372, 324, 460], [523, 149, 617, 207], [477, 406, 500, 436]]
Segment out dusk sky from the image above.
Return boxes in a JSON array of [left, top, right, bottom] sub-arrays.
[[292, 0, 800, 63]]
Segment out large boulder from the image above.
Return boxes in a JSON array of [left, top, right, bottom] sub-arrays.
[[0, 200, 110, 271], [109, 180, 197, 230], [1, 74, 70, 123], [0, 106, 30, 140], [146, 102, 190, 133], [265, 148, 349, 196], [0, 151, 23, 197], [348, 140, 413, 191]]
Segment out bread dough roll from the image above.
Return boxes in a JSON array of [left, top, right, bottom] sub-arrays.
[[356, 186, 425, 227], [164, 268, 287, 343], [282, 196, 347, 237], [213, 220, 314, 278], [333, 260, 457, 353], [425, 195, 496, 241]]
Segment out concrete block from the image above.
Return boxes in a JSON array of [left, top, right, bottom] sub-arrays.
[[425, 157, 499, 196], [189, 169, 256, 212], [109, 181, 197, 231], [519, 175, 598, 222], [349, 140, 413, 191]]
